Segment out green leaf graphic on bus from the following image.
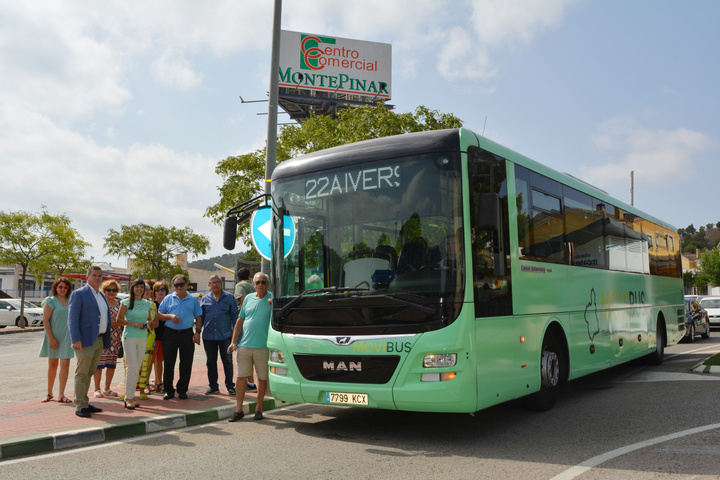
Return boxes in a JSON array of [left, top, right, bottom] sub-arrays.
[[585, 288, 600, 341]]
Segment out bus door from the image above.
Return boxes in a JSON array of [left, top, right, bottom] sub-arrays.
[[468, 146, 515, 406]]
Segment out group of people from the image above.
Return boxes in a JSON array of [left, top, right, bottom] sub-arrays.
[[39, 265, 274, 422]]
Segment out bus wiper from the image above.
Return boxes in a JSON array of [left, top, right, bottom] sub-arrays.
[[360, 294, 436, 315], [276, 286, 369, 320]]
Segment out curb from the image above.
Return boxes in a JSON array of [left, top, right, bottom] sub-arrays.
[[0, 398, 293, 459], [0, 327, 44, 335]]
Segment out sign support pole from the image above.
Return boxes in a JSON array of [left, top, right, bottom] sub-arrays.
[[262, 0, 282, 275]]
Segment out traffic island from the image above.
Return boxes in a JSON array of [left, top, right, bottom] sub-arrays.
[[690, 352, 720, 374]]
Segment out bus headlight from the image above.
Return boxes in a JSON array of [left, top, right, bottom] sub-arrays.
[[270, 350, 287, 376], [423, 353, 456, 368]]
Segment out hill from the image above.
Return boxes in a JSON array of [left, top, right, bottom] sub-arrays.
[[679, 223, 720, 254], [188, 252, 244, 271]]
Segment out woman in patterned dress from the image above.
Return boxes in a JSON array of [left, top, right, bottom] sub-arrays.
[[39, 278, 74, 403], [92, 279, 122, 397]]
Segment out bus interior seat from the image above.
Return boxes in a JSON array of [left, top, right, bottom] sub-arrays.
[[343, 257, 391, 288]]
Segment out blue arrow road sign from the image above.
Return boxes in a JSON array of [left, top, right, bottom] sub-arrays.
[[250, 205, 296, 260]]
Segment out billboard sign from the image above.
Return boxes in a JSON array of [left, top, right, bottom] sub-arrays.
[[279, 30, 392, 101]]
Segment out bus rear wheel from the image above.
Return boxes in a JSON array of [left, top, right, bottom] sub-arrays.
[[645, 317, 665, 366], [532, 336, 563, 411]]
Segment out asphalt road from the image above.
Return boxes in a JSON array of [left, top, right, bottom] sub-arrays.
[[2, 329, 720, 478]]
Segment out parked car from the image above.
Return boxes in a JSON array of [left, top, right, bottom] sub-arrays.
[[683, 297, 710, 342], [700, 296, 720, 328], [0, 298, 44, 328]]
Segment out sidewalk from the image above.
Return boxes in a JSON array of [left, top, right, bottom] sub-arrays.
[[0, 335, 291, 459]]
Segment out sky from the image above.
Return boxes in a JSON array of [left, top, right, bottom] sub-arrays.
[[1, 0, 718, 268]]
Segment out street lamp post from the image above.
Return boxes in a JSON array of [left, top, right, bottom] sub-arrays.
[[262, 0, 282, 275]]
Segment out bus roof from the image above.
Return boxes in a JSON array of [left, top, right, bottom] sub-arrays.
[[272, 129, 460, 180]]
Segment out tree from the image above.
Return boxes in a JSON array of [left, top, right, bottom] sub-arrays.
[[205, 104, 463, 246], [46, 242, 92, 278], [0, 208, 90, 327], [104, 224, 210, 280], [242, 248, 261, 263], [696, 248, 720, 291], [682, 229, 708, 254]]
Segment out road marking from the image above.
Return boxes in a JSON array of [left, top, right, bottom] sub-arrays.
[[550, 422, 720, 480], [666, 344, 719, 359]]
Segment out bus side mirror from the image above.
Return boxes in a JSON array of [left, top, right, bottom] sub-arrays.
[[223, 216, 238, 251], [476, 193, 499, 231]]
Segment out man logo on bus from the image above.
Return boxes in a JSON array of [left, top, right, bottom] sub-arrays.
[[300, 34, 336, 70], [585, 288, 600, 341]]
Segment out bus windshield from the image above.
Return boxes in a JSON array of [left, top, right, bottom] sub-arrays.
[[271, 152, 465, 334]]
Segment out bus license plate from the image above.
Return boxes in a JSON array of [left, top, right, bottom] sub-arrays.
[[326, 392, 369, 405]]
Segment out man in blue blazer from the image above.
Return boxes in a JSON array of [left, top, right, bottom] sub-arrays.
[[68, 265, 111, 418]]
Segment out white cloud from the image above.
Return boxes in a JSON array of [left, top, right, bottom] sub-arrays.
[[583, 118, 713, 185], [0, 104, 221, 262], [437, 0, 574, 81], [0, 0, 285, 263], [438, 27, 496, 81], [469, 0, 570, 46], [152, 51, 202, 91], [0, 1, 278, 122], [0, 3, 131, 119]]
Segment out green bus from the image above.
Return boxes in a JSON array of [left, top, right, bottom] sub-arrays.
[[227, 128, 684, 413]]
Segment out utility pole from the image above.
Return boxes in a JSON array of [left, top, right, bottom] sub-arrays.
[[630, 171, 634, 206], [262, 0, 282, 275]]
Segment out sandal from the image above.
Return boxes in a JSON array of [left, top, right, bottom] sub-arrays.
[[155, 383, 164, 393], [94, 390, 104, 398], [102, 389, 118, 397], [123, 399, 136, 409], [58, 395, 73, 403], [41, 394, 54, 403]]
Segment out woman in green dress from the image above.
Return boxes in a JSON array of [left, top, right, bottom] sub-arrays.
[[116, 278, 157, 409], [39, 278, 74, 403]]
